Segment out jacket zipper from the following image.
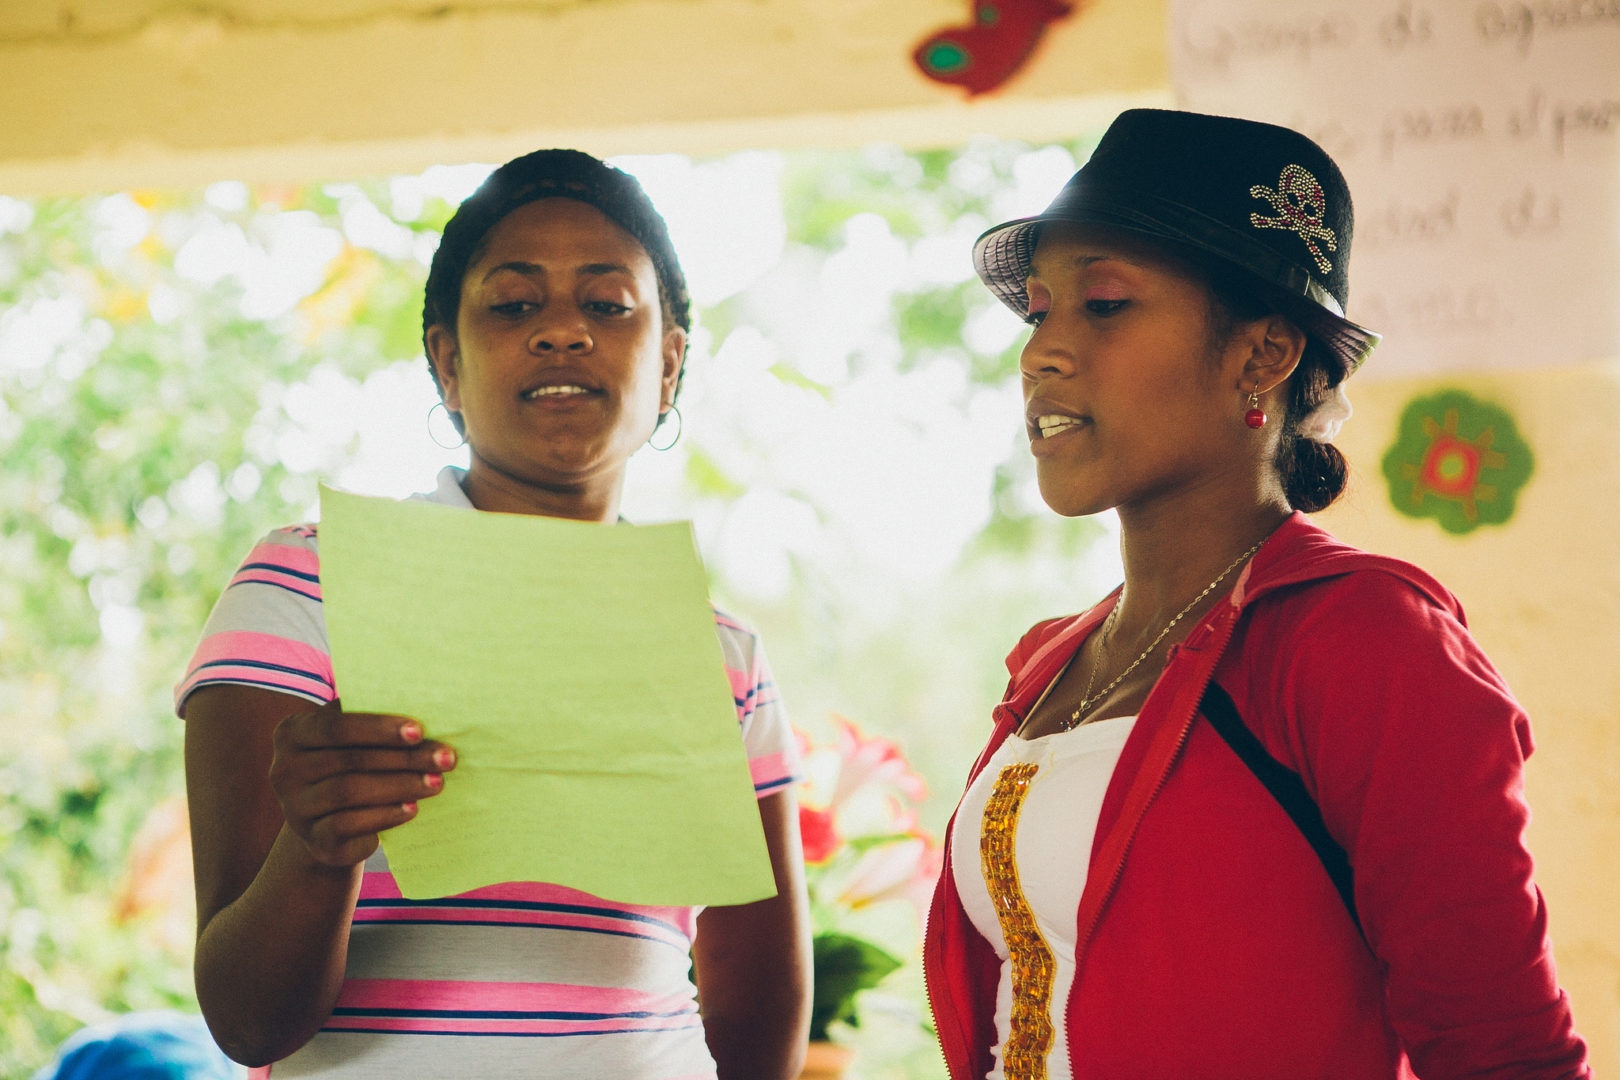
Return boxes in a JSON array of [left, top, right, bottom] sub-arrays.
[[923, 811, 965, 1080], [923, 885, 963, 1080], [1067, 605, 1242, 1075], [1071, 712, 1196, 955], [926, 702, 1023, 1080]]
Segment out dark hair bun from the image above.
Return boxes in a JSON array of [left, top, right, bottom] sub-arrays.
[[1276, 341, 1350, 512], [1279, 436, 1348, 513]]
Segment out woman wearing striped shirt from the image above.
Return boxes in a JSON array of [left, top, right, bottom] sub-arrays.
[[181, 150, 812, 1078]]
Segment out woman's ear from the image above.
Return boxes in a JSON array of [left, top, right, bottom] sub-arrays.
[[425, 325, 462, 412], [661, 326, 687, 408], [1238, 314, 1306, 396]]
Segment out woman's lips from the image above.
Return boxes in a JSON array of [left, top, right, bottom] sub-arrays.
[[1031, 413, 1089, 439], [519, 376, 606, 409], [1024, 396, 1091, 459], [1025, 396, 1090, 441], [1028, 417, 1091, 458], [522, 384, 595, 400]]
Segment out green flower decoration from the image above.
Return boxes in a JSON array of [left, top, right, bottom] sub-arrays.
[[1381, 389, 1533, 534]]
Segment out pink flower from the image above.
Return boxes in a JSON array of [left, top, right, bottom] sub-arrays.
[[831, 715, 927, 807], [835, 830, 943, 920], [797, 715, 941, 925]]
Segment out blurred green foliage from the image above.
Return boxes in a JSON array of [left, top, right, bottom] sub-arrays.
[[809, 932, 902, 1042], [0, 133, 1108, 1078], [0, 179, 443, 1074]]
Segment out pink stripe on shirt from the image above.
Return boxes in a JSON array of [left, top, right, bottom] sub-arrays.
[[241, 538, 321, 578], [226, 539, 323, 600], [748, 750, 793, 792], [176, 630, 334, 710], [352, 900, 692, 949], [725, 664, 762, 705], [230, 567, 321, 601], [335, 978, 695, 1016], [322, 1013, 703, 1036], [711, 610, 748, 634], [360, 876, 690, 920], [355, 874, 699, 947]]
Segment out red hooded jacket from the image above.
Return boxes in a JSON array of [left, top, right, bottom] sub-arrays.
[[924, 514, 1589, 1079]]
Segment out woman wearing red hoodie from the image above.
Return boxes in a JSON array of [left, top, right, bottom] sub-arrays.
[[924, 109, 1590, 1080]]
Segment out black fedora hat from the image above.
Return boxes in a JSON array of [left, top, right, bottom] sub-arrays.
[[973, 108, 1380, 374]]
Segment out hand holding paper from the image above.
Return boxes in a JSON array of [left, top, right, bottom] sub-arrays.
[[317, 486, 775, 906], [268, 698, 456, 869]]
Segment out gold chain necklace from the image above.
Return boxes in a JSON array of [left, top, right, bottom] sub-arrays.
[[1063, 535, 1269, 730]]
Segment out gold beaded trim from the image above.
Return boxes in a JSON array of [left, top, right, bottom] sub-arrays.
[[980, 762, 1054, 1080]]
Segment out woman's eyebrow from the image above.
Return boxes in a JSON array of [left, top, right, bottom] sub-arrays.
[[480, 260, 636, 283], [1029, 254, 1143, 279]]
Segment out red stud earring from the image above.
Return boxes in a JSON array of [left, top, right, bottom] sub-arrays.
[[1244, 385, 1266, 429]]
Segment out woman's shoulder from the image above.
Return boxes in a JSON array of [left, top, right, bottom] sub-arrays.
[[1251, 516, 1466, 628], [246, 521, 320, 555], [710, 605, 758, 643], [710, 606, 770, 671], [1241, 540, 1504, 703], [226, 522, 322, 582]]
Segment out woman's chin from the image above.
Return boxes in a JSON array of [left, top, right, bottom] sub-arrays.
[[1036, 478, 1110, 520]]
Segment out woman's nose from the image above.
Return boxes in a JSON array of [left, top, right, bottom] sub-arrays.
[[529, 308, 593, 354], [1018, 323, 1074, 381]]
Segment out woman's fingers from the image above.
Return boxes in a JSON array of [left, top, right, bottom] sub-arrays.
[[294, 743, 452, 782], [276, 699, 433, 752], [282, 768, 445, 820], [306, 802, 425, 862], [273, 703, 457, 781], [269, 700, 457, 867]]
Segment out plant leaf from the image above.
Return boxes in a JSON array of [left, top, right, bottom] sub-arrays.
[[808, 931, 903, 1041]]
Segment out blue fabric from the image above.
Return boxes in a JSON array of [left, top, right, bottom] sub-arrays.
[[32, 1012, 237, 1080]]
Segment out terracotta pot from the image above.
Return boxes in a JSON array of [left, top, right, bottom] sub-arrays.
[[798, 1039, 856, 1079]]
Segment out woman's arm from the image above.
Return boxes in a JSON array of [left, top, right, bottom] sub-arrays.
[[185, 684, 453, 1066], [693, 787, 813, 1080], [1272, 574, 1590, 1079]]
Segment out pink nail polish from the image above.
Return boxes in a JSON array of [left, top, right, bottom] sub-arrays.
[[401, 722, 423, 744], [423, 773, 443, 791], [433, 748, 457, 770]]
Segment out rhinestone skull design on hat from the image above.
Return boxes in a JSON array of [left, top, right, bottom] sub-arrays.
[[972, 108, 1381, 376], [1248, 164, 1337, 274]]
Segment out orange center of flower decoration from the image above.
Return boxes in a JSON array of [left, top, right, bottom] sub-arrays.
[[1404, 407, 1509, 523]]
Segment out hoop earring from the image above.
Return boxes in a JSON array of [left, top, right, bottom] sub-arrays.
[[428, 400, 467, 449], [648, 405, 682, 452], [1244, 383, 1267, 429]]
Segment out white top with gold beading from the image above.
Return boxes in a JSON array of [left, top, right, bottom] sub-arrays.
[[949, 715, 1137, 1080]]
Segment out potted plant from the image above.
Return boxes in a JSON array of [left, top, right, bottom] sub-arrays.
[[796, 716, 941, 1078]]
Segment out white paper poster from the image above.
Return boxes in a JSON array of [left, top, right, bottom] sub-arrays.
[[1171, 0, 1620, 377]]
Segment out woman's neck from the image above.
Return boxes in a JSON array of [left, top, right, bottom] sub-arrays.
[[1112, 483, 1292, 636], [458, 460, 623, 522]]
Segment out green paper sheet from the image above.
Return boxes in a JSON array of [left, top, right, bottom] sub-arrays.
[[317, 485, 775, 906]]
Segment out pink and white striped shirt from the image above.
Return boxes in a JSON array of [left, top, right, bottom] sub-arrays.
[[177, 468, 799, 1078]]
